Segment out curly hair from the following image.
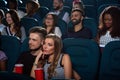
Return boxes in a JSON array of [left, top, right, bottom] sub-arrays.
[[99, 6, 120, 38]]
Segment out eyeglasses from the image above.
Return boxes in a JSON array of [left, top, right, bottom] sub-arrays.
[[46, 17, 53, 20]]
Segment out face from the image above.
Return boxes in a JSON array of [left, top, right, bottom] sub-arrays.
[[53, 0, 61, 10], [45, 14, 54, 26], [104, 14, 112, 28], [43, 38, 55, 55], [26, 3, 32, 13], [71, 11, 83, 25], [6, 13, 14, 25], [9, 2, 16, 9], [73, 4, 80, 9], [29, 33, 43, 51]]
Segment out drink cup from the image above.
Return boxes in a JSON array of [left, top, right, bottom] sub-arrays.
[[35, 68, 44, 80], [15, 64, 24, 74]]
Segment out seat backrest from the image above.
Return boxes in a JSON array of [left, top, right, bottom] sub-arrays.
[[33, 6, 49, 26], [97, 4, 120, 18], [0, 71, 34, 80], [0, 0, 7, 7], [63, 6, 71, 15], [96, 0, 119, 7], [36, 6, 49, 19], [82, 0, 97, 5], [38, 0, 53, 10], [63, 38, 100, 80], [83, 18, 98, 38], [84, 5, 97, 21], [20, 37, 29, 53], [0, 7, 9, 13], [57, 19, 67, 39], [64, 0, 73, 9], [0, 35, 21, 72], [98, 41, 120, 80], [20, 17, 39, 36]]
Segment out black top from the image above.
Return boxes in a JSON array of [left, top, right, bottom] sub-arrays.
[[16, 51, 36, 76], [67, 27, 92, 39]]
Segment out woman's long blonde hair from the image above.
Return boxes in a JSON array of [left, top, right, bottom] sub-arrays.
[[39, 34, 63, 79]]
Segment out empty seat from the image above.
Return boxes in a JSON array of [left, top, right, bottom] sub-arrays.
[[98, 41, 120, 80], [20, 17, 39, 36], [83, 18, 98, 38], [96, 0, 119, 7], [0, 71, 34, 80], [63, 38, 100, 80], [84, 5, 97, 21], [20, 37, 29, 53]]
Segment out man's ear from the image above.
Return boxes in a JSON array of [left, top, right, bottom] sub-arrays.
[[81, 16, 84, 21], [41, 40, 45, 45]]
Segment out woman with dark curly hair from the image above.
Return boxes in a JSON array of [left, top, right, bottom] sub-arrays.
[[96, 6, 120, 47]]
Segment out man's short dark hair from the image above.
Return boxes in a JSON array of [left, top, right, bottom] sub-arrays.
[[71, 8, 84, 16], [29, 26, 47, 39]]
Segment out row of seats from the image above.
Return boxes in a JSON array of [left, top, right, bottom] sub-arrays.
[[1, 35, 120, 80], [1, 16, 98, 39], [20, 17, 97, 39], [0, 0, 119, 8], [0, 71, 34, 80], [17, 0, 120, 9]]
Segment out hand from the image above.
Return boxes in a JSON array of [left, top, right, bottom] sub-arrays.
[[34, 50, 43, 64]]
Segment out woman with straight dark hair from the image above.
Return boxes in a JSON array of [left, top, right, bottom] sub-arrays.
[[43, 12, 62, 38], [1, 9, 26, 42]]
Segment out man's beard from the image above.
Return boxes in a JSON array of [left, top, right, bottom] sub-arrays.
[[29, 44, 42, 51], [54, 6, 60, 10], [72, 19, 81, 26]]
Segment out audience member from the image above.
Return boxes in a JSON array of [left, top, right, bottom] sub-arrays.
[[14, 27, 47, 76], [8, 0, 25, 18], [72, 0, 85, 16], [0, 36, 7, 71], [96, 6, 120, 47], [67, 8, 92, 39], [1, 9, 26, 42], [0, 9, 6, 33], [43, 12, 62, 38], [30, 34, 73, 79], [51, 0, 70, 23], [25, 0, 40, 18]]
